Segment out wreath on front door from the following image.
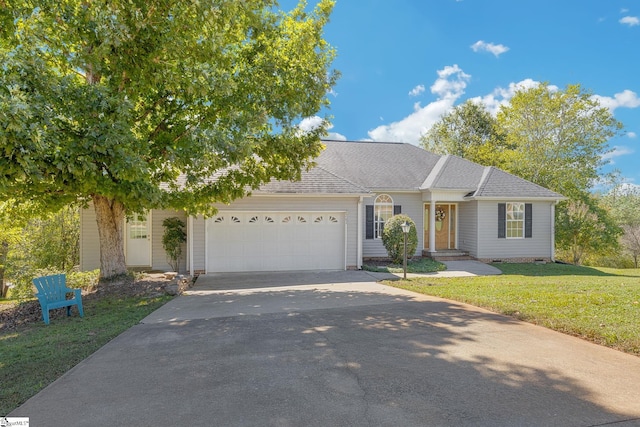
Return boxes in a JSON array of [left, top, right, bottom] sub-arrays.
[[435, 207, 446, 222]]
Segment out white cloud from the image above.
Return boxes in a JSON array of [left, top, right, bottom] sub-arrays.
[[366, 67, 635, 149], [299, 116, 345, 141], [324, 132, 347, 141], [430, 64, 471, 98], [620, 16, 640, 26], [602, 146, 634, 164], [298, 116, 324, 133], [408, 84, 425, 97], [470, 79, 551, 115], [592, 90, 640, 112], [470, 40, 510, 57], [367, 65, 470, 143], [615, 182, 640, 193]]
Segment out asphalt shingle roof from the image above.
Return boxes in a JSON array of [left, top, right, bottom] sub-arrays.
[[473, 167, 564, 199], [421, 154, 486, 191], [178, 140, 563, 199], [313, 140, 562, 199], [315, 141, 440, 190], [254, 165, 369, 194]]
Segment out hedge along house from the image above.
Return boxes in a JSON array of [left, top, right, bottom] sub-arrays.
[[79, 141, 564, 274]]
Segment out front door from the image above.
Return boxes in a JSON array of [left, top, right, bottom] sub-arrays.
[[125, 212, 151, 267], [424, 204, 456, 251]]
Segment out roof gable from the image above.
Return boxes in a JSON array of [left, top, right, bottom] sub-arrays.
[[472, 167, 564, 199], [421, 155, 486, 191]]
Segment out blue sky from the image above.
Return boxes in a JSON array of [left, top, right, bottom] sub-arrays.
[[291, 0, 640, 187]]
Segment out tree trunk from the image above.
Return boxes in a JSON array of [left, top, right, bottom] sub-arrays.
[[93, 194, 128, 281]]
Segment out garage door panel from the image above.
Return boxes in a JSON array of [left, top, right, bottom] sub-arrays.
[[207, 211, 345, 273]]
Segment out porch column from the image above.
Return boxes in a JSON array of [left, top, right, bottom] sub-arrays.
[[429, 201, 436, 253]]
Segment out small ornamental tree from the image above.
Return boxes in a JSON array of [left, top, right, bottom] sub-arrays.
[[162, 217, 187, 272], [382, 215, 418, 264]]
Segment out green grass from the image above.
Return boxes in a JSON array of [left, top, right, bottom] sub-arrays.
[[0, 293, 173, 415], [362, 257, 446, 274], [387, 263, 640, 356]]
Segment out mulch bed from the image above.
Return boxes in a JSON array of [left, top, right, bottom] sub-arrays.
[[0, 274, 193, 332]]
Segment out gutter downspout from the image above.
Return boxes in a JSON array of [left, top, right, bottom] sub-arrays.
[[357, 196, 363, 269]]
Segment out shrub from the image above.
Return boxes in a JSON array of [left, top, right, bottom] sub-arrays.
[[382, 215, 418, 264], [162, 217, 187, 272], [6, 268, 99, 301]]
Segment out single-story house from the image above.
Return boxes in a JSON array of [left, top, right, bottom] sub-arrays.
[[80, 140, 564, 274]]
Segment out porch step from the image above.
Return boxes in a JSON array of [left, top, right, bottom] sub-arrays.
[[423, 250, 474, 261]]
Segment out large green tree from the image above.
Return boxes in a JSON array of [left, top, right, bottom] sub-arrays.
[[555, 197, 621, 265], [0, 0, 337, 281], [420, 100, 507, 167], [602, 185, 640, 267], [496, 83, 622, 199]]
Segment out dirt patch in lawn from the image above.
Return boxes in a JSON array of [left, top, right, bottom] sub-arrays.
[[0, 273, 193, 332]]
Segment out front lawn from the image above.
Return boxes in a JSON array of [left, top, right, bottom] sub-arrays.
[[387, 263, 640, 356]]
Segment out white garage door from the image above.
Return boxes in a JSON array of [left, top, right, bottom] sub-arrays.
[[206, 211, 346, 272]]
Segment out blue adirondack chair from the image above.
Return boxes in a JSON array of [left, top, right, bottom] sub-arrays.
[[33, 274, 84, 325]]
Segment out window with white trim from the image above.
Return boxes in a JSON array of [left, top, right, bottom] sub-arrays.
[[374, 194, 393, 239], [506, 202, 525, 238]]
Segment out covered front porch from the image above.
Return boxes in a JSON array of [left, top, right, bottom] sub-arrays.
[[422, 202, 471, 260]]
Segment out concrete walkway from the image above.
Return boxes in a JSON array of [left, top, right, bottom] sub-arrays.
[[11, 271, 640, 426], [397, 260, 503, 278]]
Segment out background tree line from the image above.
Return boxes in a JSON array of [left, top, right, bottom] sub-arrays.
[[0, 205, 80, 299], [421, 83, 638, 266]]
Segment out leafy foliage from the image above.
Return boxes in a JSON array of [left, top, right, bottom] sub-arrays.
[[555, 197, 621, 265], [2, 207, 81, 300], [382, 215, 418, 264], [600, 185, 640, 267], [162, 217, 186, 272], [496, 83, 622, 199], [0, 0, 338, 280], [420, 100, 508, 167]]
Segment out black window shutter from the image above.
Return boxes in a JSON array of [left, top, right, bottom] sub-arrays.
[[525, 203, 533, 238], [498, 203, 506, 238], [394, 205, 402, 215], [366, 205, 374, 239]]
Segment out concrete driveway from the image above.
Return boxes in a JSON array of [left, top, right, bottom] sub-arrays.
[[11, 271, 640, 426]]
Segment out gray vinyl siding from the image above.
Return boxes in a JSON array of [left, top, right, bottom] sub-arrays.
[[205, 196, 361, 268], [151, 210, 187, 273], [476, 200, 554, 259], [80, 205, 189, 273], [362, 192, 423, 258], [191, 216, 206, 273], [80, 205, 101, 271], [457, 201, 478, 257]]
